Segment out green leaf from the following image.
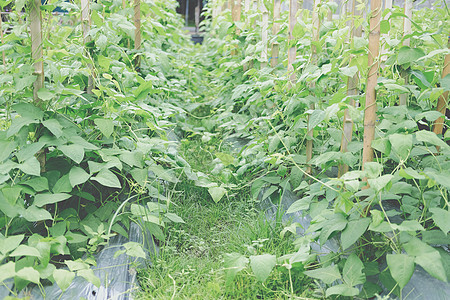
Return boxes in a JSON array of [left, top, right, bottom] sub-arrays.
[[392, 220, 425, 232], [123, 242, 146, 259], [397, 46, 425, 65], [249, 254, 276, 282], [286, 197, 311, 213], [1, 186, 22, 205], [326, 284, 359, 297], [364, 162, 383, 179], [380, 19, 390, 34], [304, 265, 341, 285], [404, 237, 447, 282], [0, 261, 16, 283], [21, 177, 49, 192], [340, 66, 358, 77], [368, 174, 393, 192], [224, 253, 249, 285], [416, 130, 448, 149], [148, 164, 177, 183], [22, 205, 53, 222], [10, 245, 41, 258], [7, 117, 39, 138], [37, 88, 54, 101], [0, 140, 17, 162], [69, 166, 91, 187], [16, 141, 46, 162], [94, 118, 114, 138], [91, 169, 121, 188], [16, 267, 40, 284], [130, 168, 148, 186], [208, 186, 226, 203], [386, 254, 415, 289], [343, 253, 365, 286], [53, 269, 75, 292], [341, 218, 370, 250], [15, 0, 27, 12], [0, 234, 24, 255], [261, 185, 278, 201], [59, 145, 85, 164], [308, 110, 326, 130], [389, 133, 412, 161], [165, 212, 185, 223], [18, 157, 41, 176], [52, 174, 72, 193], [12, 103, 44, 120], [77, 269, 101, 288], [429, 208, 450, 234], [34, 193, 71, 207], [399, 167, 425, 180], [119, 151, 143, 168], [42, 119, 63, 138], [216, 152, 235, 166]]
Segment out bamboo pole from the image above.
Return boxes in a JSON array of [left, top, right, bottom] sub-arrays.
[[1, 8, 5, 67], [362, 0, 382, 171], [338, 0, 362, 177], [432, 35, 450, 139], [271, 0, 281, 67], [399, 0, 412, 106], [288, 0, 298, 84], [30, 0, 44, 105], [231, 0, 241, 55], [306, 0, 321, 175], [81, 0, 94, 94], [261, 2, 268, 68], [134, 0, 141, 70]]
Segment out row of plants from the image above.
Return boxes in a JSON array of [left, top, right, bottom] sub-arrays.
[[188, 0, 450, 298]]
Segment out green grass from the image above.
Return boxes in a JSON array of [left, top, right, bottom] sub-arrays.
[[135, 138, 315, 299]]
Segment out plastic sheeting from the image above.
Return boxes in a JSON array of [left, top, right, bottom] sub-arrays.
[[3, 221, 158, 300]]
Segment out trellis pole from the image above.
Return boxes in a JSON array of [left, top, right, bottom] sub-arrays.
[[399, 0, 412, 106], [432, 36, 450, 140], [81, 0, 94, 94], [338, 0, 362, 177], [231, 0, 241, 56], [362, 0, 382, 171], [261, 2, 268, 68], [1, 7, 5, 67], [271, 0, 281, 67], [306, 0, 320, 175], [30, 0, 44, 105], [288, 0, 298, 85], [134, 0, 141, 70]]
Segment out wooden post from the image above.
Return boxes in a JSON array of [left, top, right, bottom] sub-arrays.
[[81, 0, 94, 94], [30, 0, 44, 105], [433, 35, 450, 138], [231, 0, 241, 55], [134, 0, 141, 70], [288, 0, 298, 84], [399, 0, 412, 106], [339, 0, 362, 177], [261, 2, 268, 68], [362, 0, 382, 170], [271, 0, 281, 67], [306, 0, 321, 175], [1, 8, 5, 67]]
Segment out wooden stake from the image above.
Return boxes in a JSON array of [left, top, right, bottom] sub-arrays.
[[362, 0, 382, 170], [81, 0, 94, 94], [271, 0, 281, 67], [1, 8, 5, 67], [339, 0, 362, 177], [134, 0, 141, 70], [231, 0, 241, 55], [261, 2, 268, 68], [288, 0, 298, 84], [399, 0, 412, 106], [432, 35, 450, 139], [30, 0, 44, 105]]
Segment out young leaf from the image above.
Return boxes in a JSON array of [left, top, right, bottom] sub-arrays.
[[341, 218, 371, 250], [53, 269, 75, 291], [10, 245, 41, 258], [388, 133, 412, 161], [16, 141, 46, 162], [386, 254, 415, 289], [21, 177, 48, 192], [77, 269, 101, 288], [249, 254, 276, 282], [397, 46, 425, 65], [34, 193, 71, 207], [208, 186, 226, 203], [43, 119, 63, 138], [0, 234, 24, 255], [343, 253, 365, 286], [0, 261, 16, 283], [304, 265, 341, 285], [224, 253, 249, 285], [416, 130, 449, 149], [58, 145, 85, 164], [16, 267, 40, 284], [429, 208, 450, 234], [22, 205, 53, 222], [18, 157, 41, 176], [165, 212, 185, 223], [123, 242, 146, 259], [94, 118, 114, 138], [69, 166, 91, 187], [91, 169, 121, 188]]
